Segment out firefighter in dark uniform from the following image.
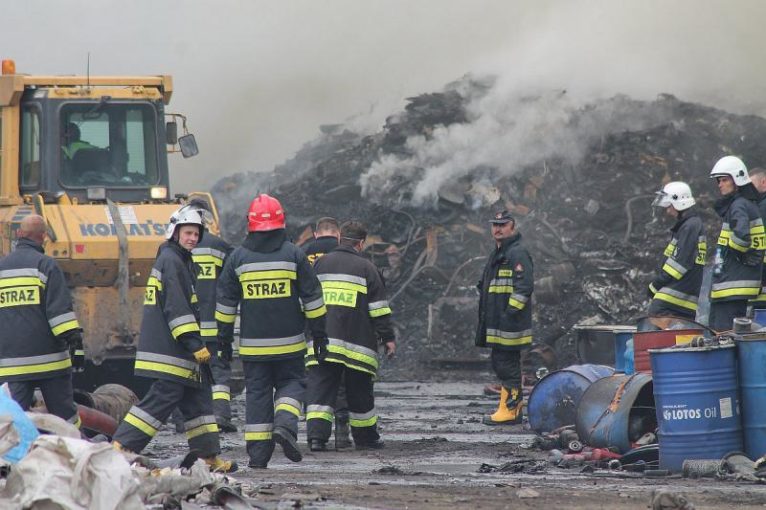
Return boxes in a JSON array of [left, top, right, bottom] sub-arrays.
[[647, 182, 706, 320], [112, 205, 236, 473], [0, 215, 83, 427], [216, 194, 327, 469], [306, 221, 396, 451], [302, 217, 341, 265], [475, 210, 533, 425], [300, 216, 351, 448], [709, 156, 765, 331], [746, 168, 766, 311], [188, 199, 236, 432]]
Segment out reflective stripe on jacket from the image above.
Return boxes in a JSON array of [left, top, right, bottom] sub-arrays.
[[648, 211, 706, 316], [711, 193, 765, 302], [192, 233, 232, 338], [475, 233, 534, 351], [0, 238, 79, 381], [306, 245, 394, 375], [216, 232, 326, 361], [750, 194, 766, 307], [135, 242, 204, 386]]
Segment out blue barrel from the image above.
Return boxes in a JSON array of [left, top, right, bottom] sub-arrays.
[[613, 326, 636, 372], [753, 309, 766, 328], [650, 344, 742, 471], [576, 373, 655, 453], [735, 334, 766, 460], [528, 364, 614, 434]]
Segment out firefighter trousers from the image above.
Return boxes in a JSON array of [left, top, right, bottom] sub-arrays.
[[243, 356, 305, 466], [207, 340, 233, 420], [335, 373, 349, 425], [9, 373, 80, 427], [113, 378, 220, 457], [306, 361, 380, 445], [709, 300, 748, 331], [490, 348, 522, 392]]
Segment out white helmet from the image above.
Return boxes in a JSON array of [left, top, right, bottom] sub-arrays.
[[710, 155, 750, 186], [165, 204, 206, 240], [653, 181, 695, 211]]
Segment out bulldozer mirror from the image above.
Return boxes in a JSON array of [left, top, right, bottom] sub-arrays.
[[166, 121, 178, 145], [178, 134, 199, 158]]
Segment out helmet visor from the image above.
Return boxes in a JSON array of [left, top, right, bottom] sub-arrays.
[[652, 191, 672, 208], [196, 208, 214, 226]]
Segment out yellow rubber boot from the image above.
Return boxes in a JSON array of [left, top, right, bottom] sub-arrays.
[[484, 387, 523, 425], [113, 441, 134, 454], [204, 456, 239, 473]]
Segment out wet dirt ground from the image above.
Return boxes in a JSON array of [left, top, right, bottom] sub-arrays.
[[145, 380, 766, 509]]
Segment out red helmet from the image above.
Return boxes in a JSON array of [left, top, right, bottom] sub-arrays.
[[247, 194, 285, 232]]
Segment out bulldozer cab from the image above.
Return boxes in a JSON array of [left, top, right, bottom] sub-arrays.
[[17, 85, 171, 204], [0, 60, 218, 397]]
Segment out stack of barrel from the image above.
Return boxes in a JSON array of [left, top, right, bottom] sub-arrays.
[[536, 322, 766, 471], [638, 323, 764, 471]]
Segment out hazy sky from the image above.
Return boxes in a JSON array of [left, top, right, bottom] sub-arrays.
[[4, 1, 766, 192]]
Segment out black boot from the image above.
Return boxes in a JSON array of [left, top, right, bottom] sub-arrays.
[[273, 426, 303, 462], [355, 439, 385, 450], [309, 439, 327, 452], [216, 416, 238, 433], [335, 417, 352, 449]]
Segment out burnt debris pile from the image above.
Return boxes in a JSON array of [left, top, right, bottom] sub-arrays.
[[211, 75, 766, 377]]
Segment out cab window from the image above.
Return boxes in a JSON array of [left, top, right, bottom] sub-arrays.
[[20, 107, 41, 187], [60, 103, 158, 187]]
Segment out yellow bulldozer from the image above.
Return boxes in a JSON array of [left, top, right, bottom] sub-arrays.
[[0, 59, 222, 396]]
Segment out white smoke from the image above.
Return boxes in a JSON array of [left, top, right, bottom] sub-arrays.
[[359, 77, 676, 206]]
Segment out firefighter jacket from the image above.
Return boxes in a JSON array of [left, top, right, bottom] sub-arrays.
[[711, 192, 766, 302], [0, 238, 80, 381], [474, 233, 534, 351], [306, 244, 395, 376], [751, 193, 766, 307], [648, 209, 706, 316], [134, 242, 205, 387], [216, 229, 327, 361], [192, 233, 232, 339], [301, 235, 339, 266]]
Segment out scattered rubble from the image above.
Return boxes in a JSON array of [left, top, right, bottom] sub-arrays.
[[211, 76, 766, 376]]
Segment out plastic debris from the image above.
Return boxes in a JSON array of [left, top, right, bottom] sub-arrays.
[[0, 384, 38, 464]]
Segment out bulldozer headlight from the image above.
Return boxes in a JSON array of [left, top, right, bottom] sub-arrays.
[[86, 187, 106, 201], [150, 186, 168, 200]]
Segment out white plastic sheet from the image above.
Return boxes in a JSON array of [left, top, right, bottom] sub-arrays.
[[1, 435, 143, 510]]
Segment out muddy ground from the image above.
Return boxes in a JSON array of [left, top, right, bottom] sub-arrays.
[[144, 379, 766, 510]]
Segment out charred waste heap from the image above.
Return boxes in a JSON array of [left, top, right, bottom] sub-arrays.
[[212, 75, 766, 378]]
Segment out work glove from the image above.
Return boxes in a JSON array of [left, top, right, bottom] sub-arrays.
[[313, 335, 329, 362], [193, 346, 212, 364], [63, 330, 85, 372], [217, 335, 234, 363]]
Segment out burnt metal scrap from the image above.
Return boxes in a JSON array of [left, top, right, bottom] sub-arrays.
[[211, 78, 766, 376]]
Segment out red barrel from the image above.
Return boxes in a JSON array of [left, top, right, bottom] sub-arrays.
[[633, 329, 702, 373]]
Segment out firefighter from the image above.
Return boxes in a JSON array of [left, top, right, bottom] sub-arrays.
[[305, 221, 395, 451], [647, 182, 706, 320], [300, 216, 351, 448], [747, 168, 766, 311], [302, 217, 341, 265], [0, 215, 82, 427], [709, 156, 765, 331], [216, 194, 327, 469], [188, 199, 236, 432], [112, 205, 236, 473], [475, 210, 533, 426]]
